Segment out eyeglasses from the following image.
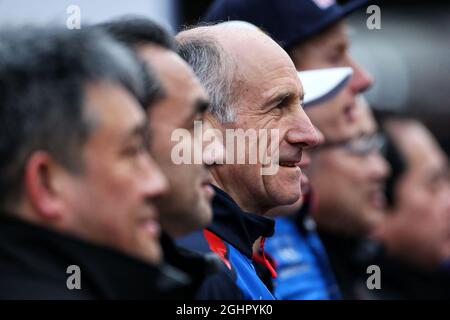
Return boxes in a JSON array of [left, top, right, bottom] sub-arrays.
[[315, 133, 386, 157]]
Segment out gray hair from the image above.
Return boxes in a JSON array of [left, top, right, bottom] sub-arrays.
[[177, 36, 236, 123], [0, 26, 159, 207]]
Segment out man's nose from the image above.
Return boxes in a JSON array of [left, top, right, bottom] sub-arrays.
[[443, 180, 450, 213], [140, 154, 169, 199], [286, 109, 321, 148], [349, 58, 373, 94], [368, 151, 391, 180], [201, 120, 225, 166]]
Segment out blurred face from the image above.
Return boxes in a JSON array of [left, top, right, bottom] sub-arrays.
[[212, 29, 320, 214], [290, 21, 373, 135], [308, 100, 390, 236], [376, 121, 450, 269], [62, 82, 168, 264], [138, 46, 219, 238]]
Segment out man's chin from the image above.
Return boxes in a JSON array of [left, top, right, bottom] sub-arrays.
[[134, 233, 163, 265], [269, 188, 302, 208], [195, 201, 213, 228]]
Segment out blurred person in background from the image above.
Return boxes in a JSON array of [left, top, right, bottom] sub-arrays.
[[266, 96, 389, 300], [366, 114, 450, 299], [306, 96, 390, 299], [264, 67, 353, 300], [0, 26, 195, 299]]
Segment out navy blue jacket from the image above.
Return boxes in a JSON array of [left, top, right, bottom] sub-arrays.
[[178, 186, 276, 300]]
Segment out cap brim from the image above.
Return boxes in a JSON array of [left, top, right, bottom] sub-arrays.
[[299, 67, 353, 107]]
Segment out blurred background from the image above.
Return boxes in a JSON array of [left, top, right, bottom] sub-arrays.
[[0, 0, 448, 154]]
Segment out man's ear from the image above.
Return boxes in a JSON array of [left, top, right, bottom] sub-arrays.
[[201, 116, 226, 167], [24, 151, 70, 221]]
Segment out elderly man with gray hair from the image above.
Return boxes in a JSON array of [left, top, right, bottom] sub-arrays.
[[176, 22, 354, 299]]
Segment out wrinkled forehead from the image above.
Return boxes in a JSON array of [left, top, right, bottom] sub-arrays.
[[219, 27, 301, 101]]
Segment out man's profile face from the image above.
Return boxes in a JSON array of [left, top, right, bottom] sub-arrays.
[[308, 99, 390, 236], [61, 82, 168, 264], [380, 121, 450, 268], [138, 45, 218, 237], [217, 30, 319, 213], [290, 21, 373, 140]]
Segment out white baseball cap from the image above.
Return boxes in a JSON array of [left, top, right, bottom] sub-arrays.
[[299, 67, 353, 107]]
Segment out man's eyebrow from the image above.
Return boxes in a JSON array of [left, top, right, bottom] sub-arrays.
[[264, 91, 293, 108], [123, 121, 148, 144]]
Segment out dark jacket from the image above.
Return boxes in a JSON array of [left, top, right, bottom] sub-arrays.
[[319, 232, 386, 300], [320, 231, 450, 299], [178, 186, 276, 300], [0, 213, 208, 299], [357, 251, 450, 300]]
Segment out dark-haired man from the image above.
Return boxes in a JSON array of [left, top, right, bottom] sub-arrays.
[[0, 26, 189, 299], [99, 17, 245, 299], [99, 17, 223, 241], [368, 116, 450, 299]]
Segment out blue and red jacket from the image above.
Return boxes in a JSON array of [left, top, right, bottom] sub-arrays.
[[178, 186, 276, 300]]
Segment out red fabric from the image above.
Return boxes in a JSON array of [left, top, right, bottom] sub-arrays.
[[256, 237, 277, 279], [204, 229, 232, 270]]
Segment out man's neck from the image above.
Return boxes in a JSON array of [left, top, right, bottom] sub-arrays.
[[210, 176, 265, 215]]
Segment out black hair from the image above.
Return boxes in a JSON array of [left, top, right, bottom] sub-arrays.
[[97, 16, 180, 108], [373, 109, 409, 208], [97, 16, 176, 51], [383, 131, 407, 208]]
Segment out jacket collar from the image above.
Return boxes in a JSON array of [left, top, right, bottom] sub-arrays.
[[160, 231, 220, 285], [0, 213, 197, 299], [208, 186, 275, 259]]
